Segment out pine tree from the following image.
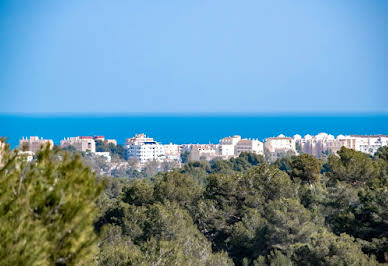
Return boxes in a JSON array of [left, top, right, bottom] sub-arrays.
[[0, 144, 103, 265]]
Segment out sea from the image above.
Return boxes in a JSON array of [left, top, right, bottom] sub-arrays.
[[1, 113, 388, 148]]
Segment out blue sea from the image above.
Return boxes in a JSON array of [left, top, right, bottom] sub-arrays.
[[1, 114, 388, 148]]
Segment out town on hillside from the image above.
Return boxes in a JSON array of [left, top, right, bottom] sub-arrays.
[[11, 133, 388, 166]]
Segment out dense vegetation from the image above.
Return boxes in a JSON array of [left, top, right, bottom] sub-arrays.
[[1, 140, 388, 265], [0, 144, 103, 265], [96, 146, 388, 265]]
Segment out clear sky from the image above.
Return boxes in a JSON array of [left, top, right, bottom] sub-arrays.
[[0, 0, 387, 113]]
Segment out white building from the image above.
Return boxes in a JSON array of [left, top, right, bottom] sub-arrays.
[[352, 135, 388, 155], [265, 134, 296, 160], [163, 143, 181, 161], [294, 133, 388, 157], [125, 134, 165, 163], [235, 138, 264, 156], [218, 135, 241, 158], [19, 136, 53, 153], [60, 136, 96, 153], [335, 135, 388, 155], [217, 135, 264, 159], [295, 133, 336, 158]]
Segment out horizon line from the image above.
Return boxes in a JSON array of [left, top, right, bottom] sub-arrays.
[[1, 110, 388, 117]]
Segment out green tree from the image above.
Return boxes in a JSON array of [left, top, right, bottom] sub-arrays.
[[326, 147, 379, 186], [93, 144, 388, 265], [289, 154, 322, 184], [153, 171, 203, 210], [374, 146, 388, 162], [0, 145, 103, 265], [181, 160, 211, 185], [140, 202, 233, 265], [194, 165, 297, 262], [291, 231, 378, 265], [229, 152, 264, 172], [254, 250, 293, 266], [273, 156, 293, 173], [210, 158, 234, 175], [263, 199, 317, 251], [121, 179, 155, 206], [98, 238, 145, 266], [349, 187, 388, 262], [227, 208, 267, 262], [96, 192, 233, 265]]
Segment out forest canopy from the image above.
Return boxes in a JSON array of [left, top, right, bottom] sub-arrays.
[[1, 140, 388, 265]]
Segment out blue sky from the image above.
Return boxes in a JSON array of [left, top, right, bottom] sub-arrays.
[[0, 0, 387, 113]]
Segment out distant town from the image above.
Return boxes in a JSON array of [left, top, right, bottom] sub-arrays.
[[11, 133, 388, 166]]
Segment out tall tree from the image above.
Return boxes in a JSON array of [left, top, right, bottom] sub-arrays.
[[289, 154, 322, 184], [0, 145, 103, 265]]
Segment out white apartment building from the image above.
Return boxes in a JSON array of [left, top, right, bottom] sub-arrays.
[[60, 136, 96, 153], [163, 143, 181, 161], [235, 138, 264, 155], [294, 133, 388, 157], [217, 135, 264, 159], [19, 136, 54, 153], [295, 133, 336, 158], [353, 135, 388, 155], [336, 135, 388, 155], [218, 135, 241, 158], [265, 134, 296, 160], [125, 134, 165, 163]]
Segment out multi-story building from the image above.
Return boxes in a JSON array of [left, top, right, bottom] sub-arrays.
[[235, 138, 264, 155], [19, 136, 54, 153], [352, 135, 388, 155], [264, 134, 296, 160], [60, 136, 96, 152], [125, 134, 165, 163], [163, 143, 181, 161], [294, 133, 388, 157], [218, 135, 241, 158], [335, 135, 388, 155], [217, 135, 264, 159], [295, 133, 336, 158], [335, 135, 357, 150]]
